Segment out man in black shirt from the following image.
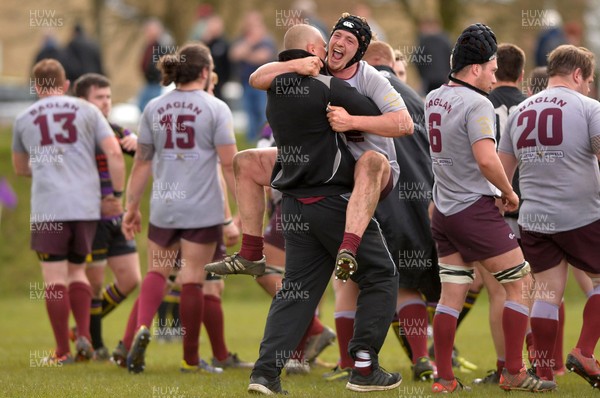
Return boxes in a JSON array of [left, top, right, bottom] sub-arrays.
[[247, 24, 401, 395]]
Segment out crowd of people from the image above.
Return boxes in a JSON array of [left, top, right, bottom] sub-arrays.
[[13, 6, 600, 396]]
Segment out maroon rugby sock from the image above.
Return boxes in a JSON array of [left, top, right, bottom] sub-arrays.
[[576, 293, 600, 358], [307, 314, 325, 337], [45, 284, 71, 357], [239, 234, 264, 261], [123, 298, 139, 351], [503, 302, 528, 374], [339, 233, 361, 255], [531, 317, 558, 380], [433, 312, 457, 380], [553, 302, 565, 370], [181, 283, 203, 366], [398, 303, 429, 364], [69, 282, 92, 341], [136, 272, 166, 329], [203, 294, 228, 362], [335, 316, 355, 369]]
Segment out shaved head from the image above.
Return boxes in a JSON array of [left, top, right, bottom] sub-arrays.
[[284, 24, 324, 51], [363, 41, 395, 68]]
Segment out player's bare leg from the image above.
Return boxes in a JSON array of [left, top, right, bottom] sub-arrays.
[[256, 242, 286, 296], [473, 267, 506, 383], [205, 148, 276, 276], [336, 150, 390, 281]]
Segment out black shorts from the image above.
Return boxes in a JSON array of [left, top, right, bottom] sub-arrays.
[[89, 216, 137, 262], [396, 243, 441, 302]]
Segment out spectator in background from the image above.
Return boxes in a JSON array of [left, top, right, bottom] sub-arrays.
[[394, 49, 408, 83], [230, 11, 277, 142], [33, 32, 64, 66], [199, 15, 231, 100], [527, 66, 548, 96], [416, 17, 452, 94], [63, 24, 104, 83], [292, 0, 329, 39], [138, 19, 174, 112], [353, 3, 386, 41], [189, 4, 215, 43], [534, 9, 566, 67]]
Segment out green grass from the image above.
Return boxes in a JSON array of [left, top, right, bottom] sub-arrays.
[[1, 126, 598, 396], [0, 284, 596, 397]]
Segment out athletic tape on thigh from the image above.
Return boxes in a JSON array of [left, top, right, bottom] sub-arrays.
[[438, 263, 475, 284], [492, 261, 531, 284]]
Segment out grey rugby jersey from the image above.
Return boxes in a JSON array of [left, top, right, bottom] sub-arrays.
[[499, 87, 600, 232], [138, 89, 236, 228]]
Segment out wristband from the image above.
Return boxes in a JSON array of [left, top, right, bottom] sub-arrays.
[[113, 191, 123, 198], [223, 218, 233, 226]]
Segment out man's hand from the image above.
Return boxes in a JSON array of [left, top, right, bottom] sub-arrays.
[[223, 221, 240, 247], [295, 56, 323, 76], [327, 105, 354, 132], [101, 196, 123, 218], [122, 209, 142, 240], [121, 134, 138, 152], [500, 191, 519, 213]]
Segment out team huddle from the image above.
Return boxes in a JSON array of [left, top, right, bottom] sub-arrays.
[[11, 11, 600, 396]]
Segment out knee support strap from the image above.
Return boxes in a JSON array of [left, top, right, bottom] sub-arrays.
[[438, 263, 475, 284], [492, 261, 531, 284]]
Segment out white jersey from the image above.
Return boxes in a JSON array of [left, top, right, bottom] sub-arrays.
[[341, 61, 406, 185], [139, 89, 236, 229], [499, 87, 600, 232], [425, 85, 499, 215], [12, 95, 113, 221]]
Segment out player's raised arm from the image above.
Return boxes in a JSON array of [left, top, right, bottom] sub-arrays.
[[249, 57, 322, 91]]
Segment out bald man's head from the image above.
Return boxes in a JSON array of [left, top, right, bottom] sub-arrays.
[[283, 24, 326, 58], [363, 41, 395, 68]]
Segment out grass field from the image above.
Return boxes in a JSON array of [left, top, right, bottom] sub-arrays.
[[0, 127, 598, 397]]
